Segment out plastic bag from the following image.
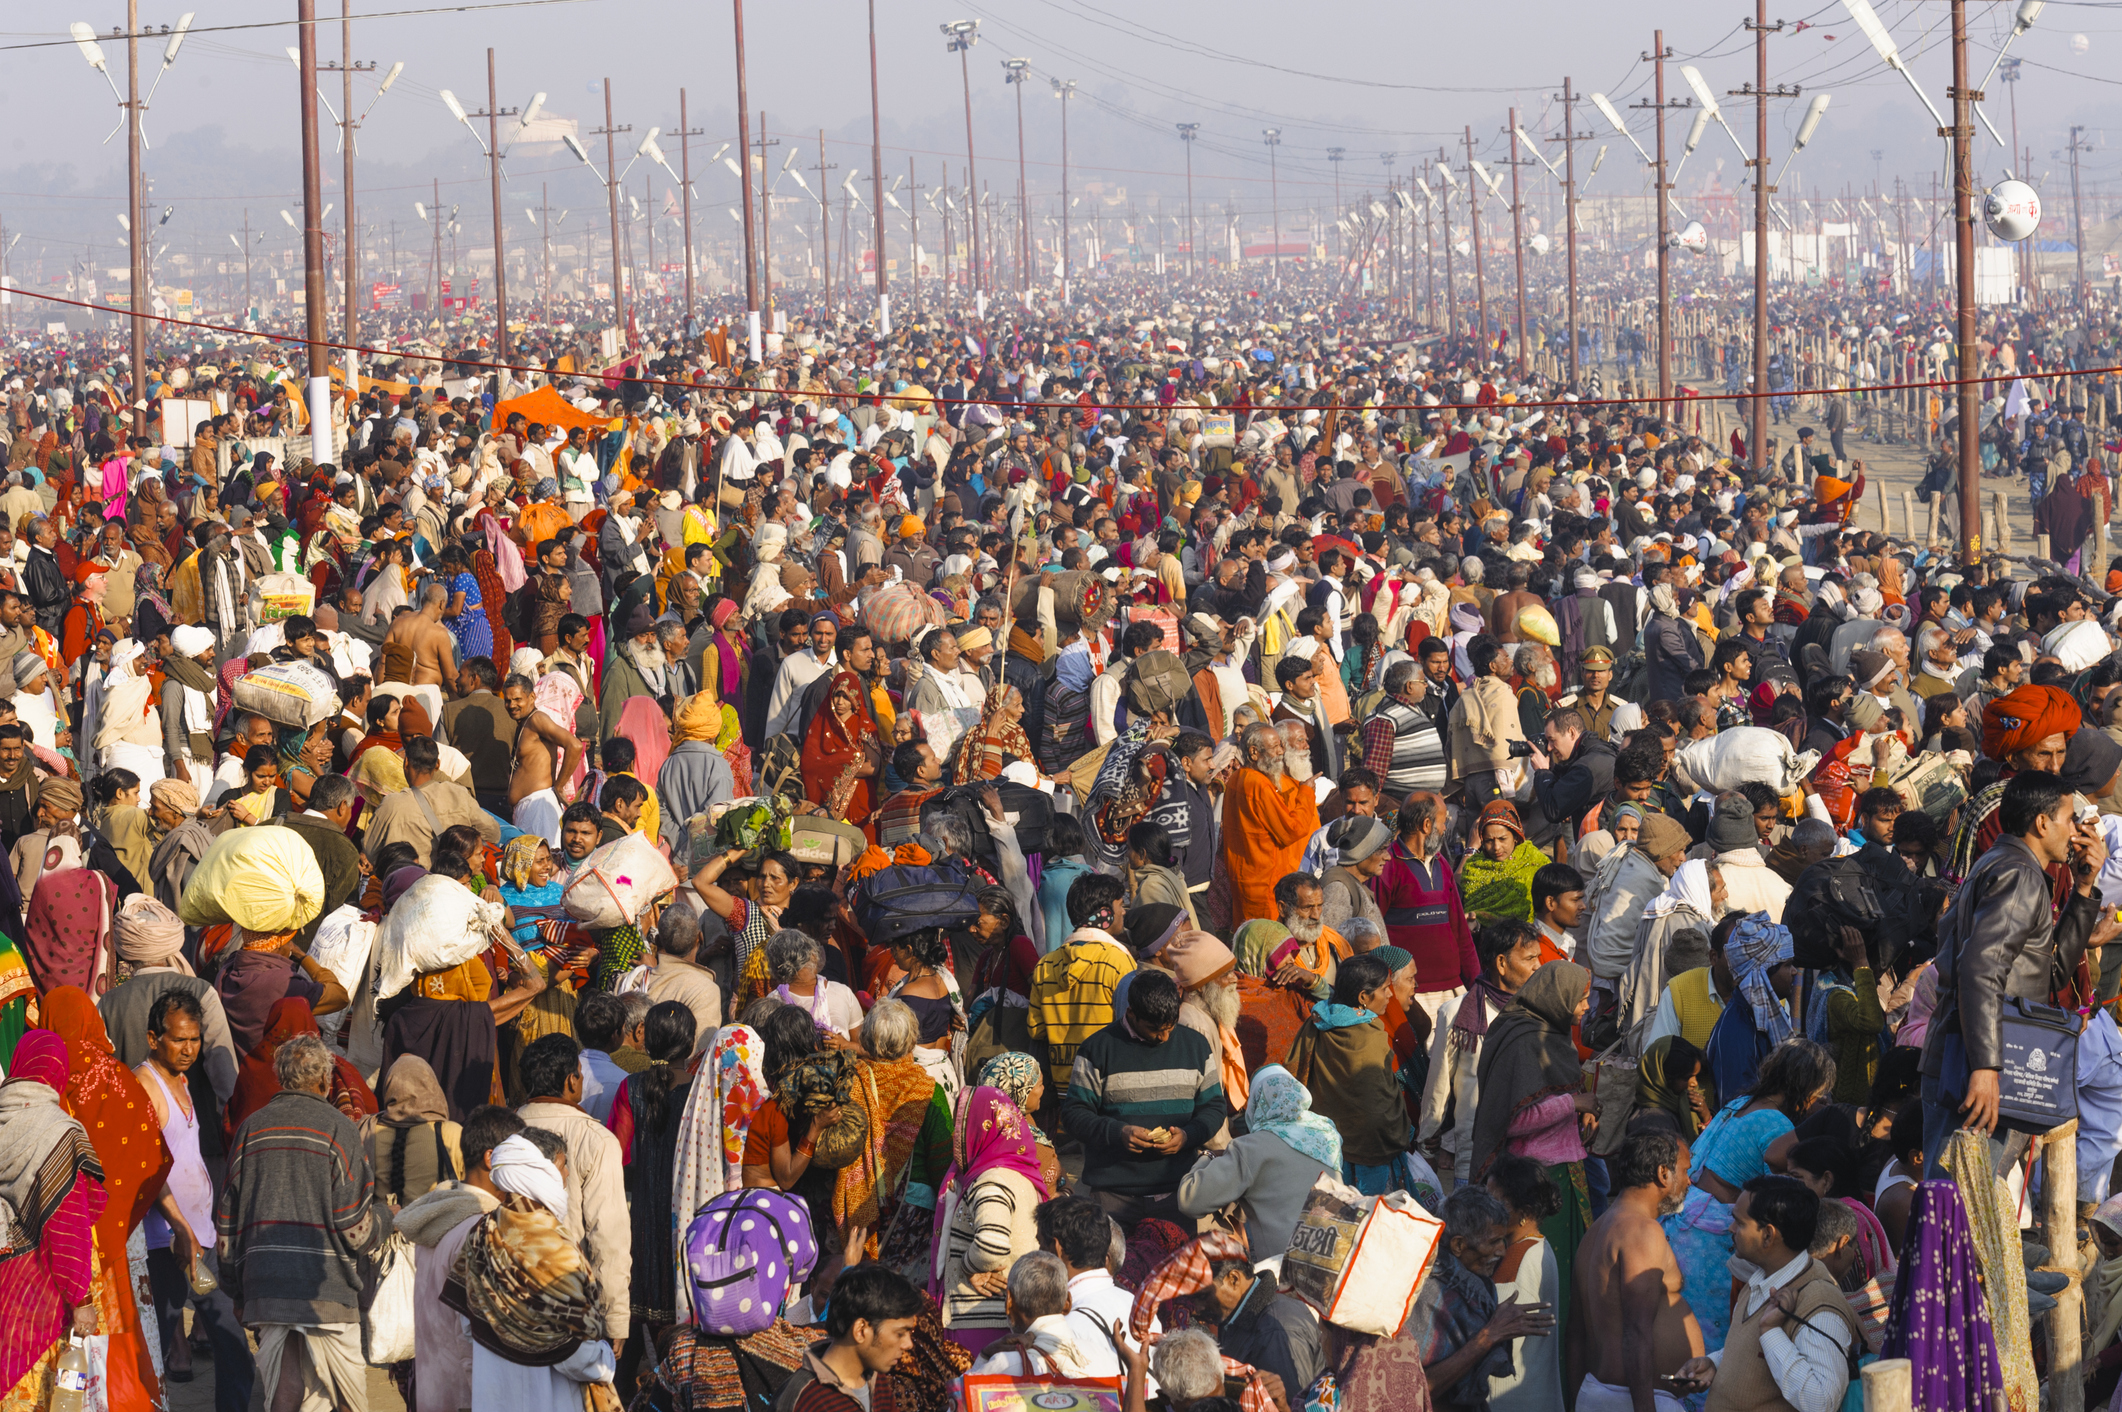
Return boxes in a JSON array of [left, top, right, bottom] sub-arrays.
[[562, 833, 679, 931], [372, 874, 508, 1002], [233, 660, 341, 728], [177, 827, 326, 934], [254, 571, 317, 624], [361, 1232, 418, 1365], [305, 905, 377, 1043], [1283, 1174, 1443, 1337]]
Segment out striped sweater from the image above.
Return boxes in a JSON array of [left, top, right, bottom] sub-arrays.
[[1062, 1020, 1227, 1196], [1027, 928, 1136, 1086], [215, 1088, 389, 1324]]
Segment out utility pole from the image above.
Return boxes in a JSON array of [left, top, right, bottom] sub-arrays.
[[676, 90, 704, 338], [906, 160, 925, 303], [123, 0, 147, 405], [1380, 151, 1399, 313], [593, 80, 632, 344], [1178, 124, 1200, 281], [297, 0, 331, 468], [1327, 147, 1345, 265], [732, 0, 759, 352], [1951, 0, 1981, 560], [1731, 4, 1797, 474], [2071, 124, 2091, 319], [1005, 59, 1032, 294], [319, 1, 376, 389], [1550, 83, 1591, 387], [752, 115, 779, 316], [812, 132, 836, 318], [464, 51, 515, 368], [942, 21, 981, 296], [430, 179, 443, 315], [1500, 117, 1530, 367], [1464, 126, 1486, 352], [1634, 30, 1691, 422], [866, 0, 889, 331], [1420, 159, 1435, 327], [536, 182, 556, 327], [1438, 145, 1457, 340], [1054, 79, 1076, 301], [1264, 129, 1283, 288], [243, 208, 253, 319]]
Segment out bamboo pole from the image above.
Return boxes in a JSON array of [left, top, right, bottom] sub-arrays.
[[2043, 1121, 2083, 1412], [1860, 1358, 1911, 1412]]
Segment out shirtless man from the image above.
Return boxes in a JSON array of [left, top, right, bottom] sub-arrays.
[[379, 582, 457, 689], [1568, 1129, 1704, 1412], [501, 672, 583, 846]]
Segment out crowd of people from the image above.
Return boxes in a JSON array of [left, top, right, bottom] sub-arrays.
[[0, 277, 2112, 1412]]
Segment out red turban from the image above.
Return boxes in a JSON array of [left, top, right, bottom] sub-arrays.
[[1981, 683, 2081, 763]]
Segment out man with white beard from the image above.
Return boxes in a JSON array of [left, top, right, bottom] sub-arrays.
[[1159, 929, 1243, 1151], [598, 604, 676, 725]]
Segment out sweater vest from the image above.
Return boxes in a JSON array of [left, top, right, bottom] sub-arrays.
[[1373, 697, 1448, 798]]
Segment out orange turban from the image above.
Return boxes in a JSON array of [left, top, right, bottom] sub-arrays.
[[1982, 683, 2081, 763], [1814, 475, 1855, 507]]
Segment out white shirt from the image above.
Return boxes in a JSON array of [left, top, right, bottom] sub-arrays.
[[764, 648, 835, 740], [1704, 1253, 1853, 1412], [1061, 1269, 1158, 1389]]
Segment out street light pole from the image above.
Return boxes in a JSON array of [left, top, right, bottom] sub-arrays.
[[1951, 0, 1981, 562], [297, 0, 332, 469], [1464, 126, 1486, 352], [1054, 79, 1075, 301], [1263, 129, 1282, 287], [596, 79, 631, 345], [677, 89, 703, 338], [127, 0, 146, 403], [943, 21, 981, 299], [867, 0, 888, 331], [1004, 59, 1031, 295], [732, 0, 759, 353], [1178, 124, 1199, 281], [1327, 147, 1344, 266], [478, 51, 512, 367]]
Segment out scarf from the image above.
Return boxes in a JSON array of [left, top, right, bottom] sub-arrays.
[[951, 682, 1037, 784], [1124, 1229, 1276, 1412], [113, 893, 188, 975], [672, 690, 722, 747], [1637, 1035, 1704, 1138], [23, 867, 115, 998], [1458, 840, 1550, 925], [1245, 1063, 1343, 1171], [0, 1030, 105, 1246], [1725, 911, 1795, 1047], [1469, 960, 1590, 1179], [376, 1054, 451, 1126], [1646, 858, 1716, 920], [445, 1195, 606, 1365], [499, 835, 546, 891], [1447, 974, 1516, 1065], [929, 1085, 1049, 1293], [1880, 1176, 2011, 1412]]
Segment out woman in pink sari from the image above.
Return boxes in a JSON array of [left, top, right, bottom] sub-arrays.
[[615, 696, 671, 790], [99, 453, 128, 525], [929, 1084, 1051, 1357]]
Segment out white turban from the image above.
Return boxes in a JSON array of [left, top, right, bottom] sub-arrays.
[[170, 625, 217, 658], [486, 1134, 568, 1222]]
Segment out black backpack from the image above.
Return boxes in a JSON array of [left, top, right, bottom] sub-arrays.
[[920, 780, 1056, 861], [1785, 855, 1887, 971]]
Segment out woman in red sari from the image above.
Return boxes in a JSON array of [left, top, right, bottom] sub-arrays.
[[470, 547, 515, 665], [226, 998, 376, 1137], [803, 670, 881, 837], [0, 1030, 107, 1408], [37, 987, 171, 1412]]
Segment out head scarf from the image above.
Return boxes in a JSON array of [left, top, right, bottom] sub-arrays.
[[1725, 911, 1796, 1046], [1472, 798, 1526, 843], [113, 893, 188, 975], [0, 1029, 105, 1251], [383, 865, 428, 912], [974, 1053, 1044, 1116], [377, 1055, 451, 1127], [148, 778, 198, 816], [445, 1185, 605, 1365], [499, 835, 547, 892], [616, 695, 672, 787], [929, 1086, 1050, 1292], [951, 682, 1037, 784], [1469, 960, 1591, 1179], [671, 690, 722, 747], [1637, 1035, 1705, 1138], [227, 996, 376, 1134], [488, 1133, 570, 1222], [1245, 1064, 1343, 1171], [1981, 682, 2080, 762], [22, 869, 116, 998], [1646, 858, 1716, 921], [1163, 931, 1237, 988]]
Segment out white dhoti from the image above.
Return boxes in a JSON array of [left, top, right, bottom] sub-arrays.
[[1573, 1375, 1689, 1412], [101, 738, 166, 790], [514, 788, 564, 845]]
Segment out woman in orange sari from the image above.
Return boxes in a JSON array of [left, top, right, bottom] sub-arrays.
[[950, 684, 1038, 784], [803, 670, 880, 837], [37, 986, 170, 1412]]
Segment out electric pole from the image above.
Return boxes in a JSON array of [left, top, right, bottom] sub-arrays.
[[1439, 145, 1458, 341], [1178, 124, 1199, 281], [1550, 83, 1591, 387], [1464, 126, 1486, 353], [463, 51, 515, 369], [942, 21, 981, 296], [1054, 79, 1076, 301], [1327, 147, 1345, 265], [1499, 118, 1530, 367], [1264, 129, 1283, 288], [1951, 0, 1981, 560], [812, 132, 836, 317], [866, 0, 889, 331], [676, 90, 704, 337], [1635, 31, 1691, 422], [593, 80, 632, 344], [752, 115, 779, 316], [319, 2, 376, 389], [1005, 59, 1032, 293], [296, 0, 332, 468], [2070, 124, 2091, 319], [1730, 4, 1798, 474]]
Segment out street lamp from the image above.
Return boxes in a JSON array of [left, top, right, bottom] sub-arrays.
[[942, 20, 982, 300], [1263, 129, 1283, 287], [1003, 58, 1031, 294], [1177, 123, 1200, 279], [1052, 78, 1075, 300]]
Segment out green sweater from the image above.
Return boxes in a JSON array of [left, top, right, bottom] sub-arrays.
[[1061, 1021, 1227, 1196], [1822, 967, 1886, 1103]]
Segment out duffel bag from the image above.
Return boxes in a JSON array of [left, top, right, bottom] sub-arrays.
[[852, 861, 984, 942]]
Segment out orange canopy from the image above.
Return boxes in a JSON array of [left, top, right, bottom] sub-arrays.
[[494, 384, 607, 434]]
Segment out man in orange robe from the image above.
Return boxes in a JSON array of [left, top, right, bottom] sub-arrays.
[[1220, 722, 1321, 928]]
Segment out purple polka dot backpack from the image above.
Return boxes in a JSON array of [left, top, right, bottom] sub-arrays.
[[685, 1189, 820, 1337]]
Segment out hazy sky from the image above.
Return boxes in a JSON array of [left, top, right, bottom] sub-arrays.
[[0, 0, 2114, 285]]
